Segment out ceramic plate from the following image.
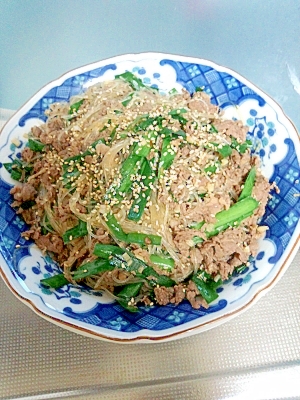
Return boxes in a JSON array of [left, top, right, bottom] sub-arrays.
[[0, 53, 299, 343]]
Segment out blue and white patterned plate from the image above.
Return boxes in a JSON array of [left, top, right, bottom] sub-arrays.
[[0, 53, 299, 343]]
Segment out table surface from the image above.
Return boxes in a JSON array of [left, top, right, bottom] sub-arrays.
[[1, 1, 300, 399]]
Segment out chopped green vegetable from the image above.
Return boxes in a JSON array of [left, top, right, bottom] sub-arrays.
[[231, 137, 252, 154], [69, 99, 84, 115], [149, 254, 175, 270], [73, 259, 113, 280], [40, 273, 69, 289], [235, 264, 248, 274], [27, 138, 45, 152], [62, 219, 88, 244], [4, 159, 33, 182], [192, 236, 204, 245], [206, 197, 259, 238], [93, 243, 125, 259], [158, 136, 176, 177], [121, 92, 134, 107], [40, 259, 113, 288], [191, 275, 219, 304], [116, 282, 143, 312], [189, 221, 205, 230], [127, 159, 156, 221], [210, 124, 218, 133], [115, 71, 146, 91], [169, 88, 178, 95], [204, 165, 218, 174], [239, 167, 256, 201], [104, 153, 144, 202], [132, 130, 157, 157], [168, 108, 188, 125], [127, 232, 162, 246], [208, 142, 232, 158], [118, 154, 144, 194], [105, 213, 128, 242]]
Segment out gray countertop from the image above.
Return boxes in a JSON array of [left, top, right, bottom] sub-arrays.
[[1, 1, 300, 399]]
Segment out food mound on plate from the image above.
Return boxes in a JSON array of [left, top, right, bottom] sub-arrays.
[[6, 72, 274, 312]]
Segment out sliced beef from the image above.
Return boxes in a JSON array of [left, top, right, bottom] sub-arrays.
[[35, 233, 64, 254], [10, 183, 37, 202], [21, 147, 35, 163]]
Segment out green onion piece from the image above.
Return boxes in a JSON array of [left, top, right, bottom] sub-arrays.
[[189, 221, 205, 230], [192, 236, 204, 245], [62, 220, 88, 244], [217, 144, 232, 158], [127, 232, 162, 246], [40, 274, 69, 289], [206, 197, 259, 238], [27, 138, 45, 152], [204, 165, 218, 174], [210, 124, 218, 133], [191, 275, 219, 304], [109, 125, 118, 142], [231, 137, 252, 154], [4, 159, 33, 182], [169, 88, 178, 95], [149, 254, 175, 270], [142, 266, 175, 287], [117, 282, 143, 312], [40, 259, 113, 289], [132, 130, 157, 157], [118, 154, 144, 191], [110, 252, 176, 288], [115, 71, 146, 90], [168, 108, 188, 125], [104, 153, 144, 202], [127, 159, 155, 221], [73, 259, 113, 280], [168, 108, 188, 115], [158, 137, 176, 177], [121, 92, 134, 106], [68, 99, 84, 115], [239, 167, 256, 201], [93, 244, 125, 259], [132, 116, 157, 132], [105, 213, 128, 242], [235, 264, 248, 274]]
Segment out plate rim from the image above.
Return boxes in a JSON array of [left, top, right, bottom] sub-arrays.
[[0, 51, 299, 343]]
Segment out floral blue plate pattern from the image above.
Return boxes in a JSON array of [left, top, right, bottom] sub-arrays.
[[0, 53, 299, 343]]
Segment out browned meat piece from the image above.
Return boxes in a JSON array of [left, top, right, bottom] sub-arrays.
[[10, 183, 37, 202], [213, 119, 248, 142], [154, 286, 175, 306], [47, 118, 65, 132], [187, 91, 219, 114], [198, 227, 252, 279], [21, 147, 35, 163], [31, 126, 42, 138], [95, 228, 111, 244], [171, 284, 186, 305], [35, 233, 64, 254], [186, 281, 208, 309], [19, 208, 36, 225]]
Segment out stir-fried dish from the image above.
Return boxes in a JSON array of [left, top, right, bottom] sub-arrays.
[[5, 72, 274, 311]]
